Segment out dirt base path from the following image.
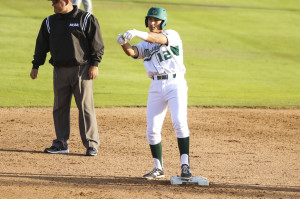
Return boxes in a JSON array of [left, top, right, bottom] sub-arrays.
[[0, 107, 299, 198]]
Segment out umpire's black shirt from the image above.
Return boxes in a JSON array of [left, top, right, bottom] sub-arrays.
[[32, 6, 104, 69]]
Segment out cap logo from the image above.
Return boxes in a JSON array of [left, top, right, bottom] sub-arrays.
[[152, 9, 158, 14]]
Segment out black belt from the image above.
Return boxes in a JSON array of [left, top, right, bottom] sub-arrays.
[[153, 73, 176, 80]]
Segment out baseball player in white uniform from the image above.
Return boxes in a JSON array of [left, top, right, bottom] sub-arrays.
[[117, 7, 192, 180]]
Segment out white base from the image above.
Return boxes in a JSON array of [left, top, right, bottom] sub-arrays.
[[170, 176, 209, 186]]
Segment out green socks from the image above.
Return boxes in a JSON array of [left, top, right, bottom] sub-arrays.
[[150, 142, 163, 169], [149, 137, 190, 168], [177, 137, 190, 165]]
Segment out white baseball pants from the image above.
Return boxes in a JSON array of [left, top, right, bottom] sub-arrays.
[[146, 74, 190, 145]]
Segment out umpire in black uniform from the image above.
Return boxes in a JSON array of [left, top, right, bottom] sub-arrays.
[[30, 0, 104, 156]]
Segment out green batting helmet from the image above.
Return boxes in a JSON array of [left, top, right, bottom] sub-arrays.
[[145, 7, 167, 29]]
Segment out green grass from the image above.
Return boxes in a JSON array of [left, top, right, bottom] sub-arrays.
[[0, 0, 299, 108]]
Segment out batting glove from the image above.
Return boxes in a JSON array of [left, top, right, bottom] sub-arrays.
[[117, 34, 127, 45], [123, 29, 148, 41]]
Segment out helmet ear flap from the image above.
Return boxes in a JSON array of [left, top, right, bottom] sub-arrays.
[[161, 21, 167, 30], [145, 17, 148, 28]]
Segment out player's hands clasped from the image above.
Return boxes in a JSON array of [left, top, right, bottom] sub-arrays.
[[117, 34, 127, 45], [123, 29, 137, 41]]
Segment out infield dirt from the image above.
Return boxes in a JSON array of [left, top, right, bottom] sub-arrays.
[[0, 107, 299, 198]]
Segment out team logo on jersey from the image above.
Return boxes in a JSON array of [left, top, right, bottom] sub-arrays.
[[69, 23, 79, 27], [144, 45, 161, 58]]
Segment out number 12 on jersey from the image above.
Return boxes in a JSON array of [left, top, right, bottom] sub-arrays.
[[157, 50, 172, 62]]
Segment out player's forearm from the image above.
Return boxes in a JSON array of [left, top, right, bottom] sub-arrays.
[[123, 29, 168, 45], [121, 43, 138, 57], [146, 32, 168, 45]]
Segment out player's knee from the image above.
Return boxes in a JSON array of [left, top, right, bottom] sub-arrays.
[[174, 124, 190, 138], [146, 132, 161, 145]]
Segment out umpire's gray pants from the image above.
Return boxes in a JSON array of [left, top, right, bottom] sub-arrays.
[[52, 64, 99, 149]]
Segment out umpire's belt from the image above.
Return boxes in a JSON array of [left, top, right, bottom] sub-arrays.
[[152, 73, 176, 80]]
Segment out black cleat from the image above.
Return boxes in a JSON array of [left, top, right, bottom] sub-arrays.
[[142, 168, 165, 180], [181, 164, 192, 180]]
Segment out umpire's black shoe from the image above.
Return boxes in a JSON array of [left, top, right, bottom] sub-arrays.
[[86, 147, 98, 156], [181, 164, 192, 180], [44, 146, 69, 154]]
